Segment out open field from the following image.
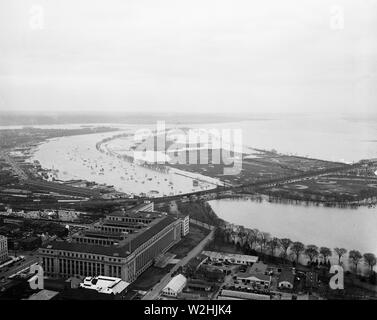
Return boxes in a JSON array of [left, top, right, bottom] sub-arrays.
[[168, 223, 210, 258], [264, 175, 377, 202], [128, 265, 172, 291], [169, 151, 345, 186]]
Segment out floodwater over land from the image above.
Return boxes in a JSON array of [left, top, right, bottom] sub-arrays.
[[29, 130, 220, 197], [25, 115, 377, 263], [189, 115, 377, 163]]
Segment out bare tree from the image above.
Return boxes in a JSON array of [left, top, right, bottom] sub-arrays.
[[267, 237, 281, 256], [305, 245, 319, 264], [257, 232, 270, 253], [280, 238, 292, 259], [291, 241, 305, 264], [334, 248, 347, 265], [319, 247, 332, 264], [349, 250, 362, 273], [246, 229, 259, 250], [363, 253, 377, 275], [238, 230, 248, 247]]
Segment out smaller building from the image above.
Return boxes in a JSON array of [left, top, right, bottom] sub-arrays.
[[233, 262, 271, 289], [202, 251, 258, 265], [80, 276, 130, 295], [0, 235, 8, 263], [278, 269, 295, 290], [162, 274, 187, 297]]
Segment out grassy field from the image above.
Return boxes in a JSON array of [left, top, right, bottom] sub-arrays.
[[168, 223, 210, 258], [267, 175, 377, 201], [129, 265, 172, 291], [205, 241, 245, 255], [168, 149, 342, 186]]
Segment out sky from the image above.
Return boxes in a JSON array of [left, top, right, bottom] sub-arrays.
[[0, 0, 376, 114]]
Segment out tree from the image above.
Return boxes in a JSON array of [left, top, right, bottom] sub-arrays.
[[334, 248, 347, 265], [246, 229, 259, 250], [349, 250, 362, 273], [319, 247, 332, 263], [257, 232, 270, 253], [363, 253, 377, 275], [280, 238, 292, 259], [291, 242, 305, 264], [238, 230, 248, 247], [267, 237, 281, 256], [305, 245, 319, 264]]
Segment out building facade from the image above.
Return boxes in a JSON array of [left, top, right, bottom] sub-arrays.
[[0, 235, 8, 263], [38, 202, 184, 283], [162, 274, 187, 297], [181, 215, 190, 237]]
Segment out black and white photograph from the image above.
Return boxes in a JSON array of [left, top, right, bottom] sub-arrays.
[[0, 0, 377, 306]]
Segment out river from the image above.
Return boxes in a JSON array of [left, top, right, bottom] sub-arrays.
[[16, 115, 377, 268], [209, 198, 377, 270]]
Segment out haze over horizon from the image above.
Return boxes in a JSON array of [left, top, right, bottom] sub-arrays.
[[0, 0, 376, 115]]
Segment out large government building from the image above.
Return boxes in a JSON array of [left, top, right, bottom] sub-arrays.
[[38, 202, 188, 283]]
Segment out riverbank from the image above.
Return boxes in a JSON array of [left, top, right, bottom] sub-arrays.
[[208, 198, 377, 272]]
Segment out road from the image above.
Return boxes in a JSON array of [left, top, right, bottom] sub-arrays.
[[142, 228, 215, 300], [0, 254, 39, 288], [0, 152, 28, 180]]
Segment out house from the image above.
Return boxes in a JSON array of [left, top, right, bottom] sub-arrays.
[[202, 251, 258, 265], [162, 274, 187, 297], [278, 269, 295, 290], [234, 271, 271, 289], [232, 261, 271, 289]]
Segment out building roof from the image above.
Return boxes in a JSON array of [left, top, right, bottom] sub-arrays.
[[202, 251, 258, 263], [80, 276, 129, 294], [40, 215, 177, 257], [127, 215, 177, 252], [235, 271, 270, 282], [163, 274, 187, 293], [107, 203, 156, 217], [278, 269, 295, 284]]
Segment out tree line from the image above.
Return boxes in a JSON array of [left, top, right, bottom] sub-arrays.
[[216, 227, 376, 278]]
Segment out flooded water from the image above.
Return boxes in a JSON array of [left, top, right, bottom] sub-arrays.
[[19, 115, 377, 267], [190, 115, 377, 163], [29, 130, 220, 197], [209, 198, 377, 270]]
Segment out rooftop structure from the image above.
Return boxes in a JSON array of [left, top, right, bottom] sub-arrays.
[[234, 262, 271, 289], [162, 274, 187, 297], [80, 276, 130, 295], [202, 251, 258, 265]]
